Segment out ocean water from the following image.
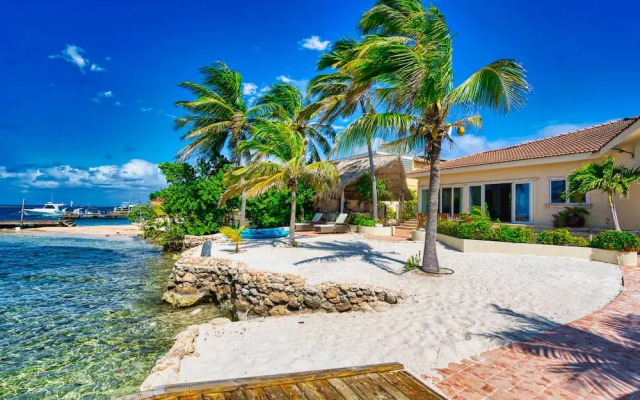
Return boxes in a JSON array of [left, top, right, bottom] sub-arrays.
[[0, 205, 132, 226], [0, 233, 225, 400]]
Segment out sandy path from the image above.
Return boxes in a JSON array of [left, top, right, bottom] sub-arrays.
[[17, 224, 141, 238], [143, 235, 622, 388]]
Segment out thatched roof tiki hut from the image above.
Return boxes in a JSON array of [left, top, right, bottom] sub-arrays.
[[315, 153, 420, 221]]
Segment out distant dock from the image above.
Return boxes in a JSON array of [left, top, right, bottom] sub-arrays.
[[0, 220, 75, 229], [57, 213, 128, 220]]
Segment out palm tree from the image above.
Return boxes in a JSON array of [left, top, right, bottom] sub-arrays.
[[220, 126, 338, 246], [566, 156, 640, 231], [174, 62, 276, 226], [308, 38, 394, 221], [258, 82, 335, 162], [340, 0, 530, 273]]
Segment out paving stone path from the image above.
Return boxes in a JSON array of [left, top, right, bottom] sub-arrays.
[[423, 265, 640, 399]]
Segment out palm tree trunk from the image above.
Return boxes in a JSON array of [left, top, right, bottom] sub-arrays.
[[608, 192, 621, 231], [367, 139, 378, 221], [289, 182, 298, 246], [238, 158, 246, 227], [422, 142, 442, 273]]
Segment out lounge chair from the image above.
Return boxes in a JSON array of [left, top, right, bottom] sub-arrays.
[[294, 213, 324, 232], [314, 213, 351, 234]]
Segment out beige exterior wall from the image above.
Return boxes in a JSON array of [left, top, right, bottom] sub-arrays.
[[414, 136, 640, 230]]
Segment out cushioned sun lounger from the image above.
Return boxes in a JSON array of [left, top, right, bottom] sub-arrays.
[[314, 213, 350, 234], [294, 213, 324, 231]]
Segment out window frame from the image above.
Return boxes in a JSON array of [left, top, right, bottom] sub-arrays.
[[548, 177, 588, 205]]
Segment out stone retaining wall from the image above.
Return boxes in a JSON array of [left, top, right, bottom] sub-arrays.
[[182, 234, 227, 249], [163, 253, 402, 317]]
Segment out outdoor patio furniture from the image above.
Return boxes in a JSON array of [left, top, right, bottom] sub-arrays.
[[437, 213, 450, 221], [294, 212, 324, 232], [314, 213, 350, 234]]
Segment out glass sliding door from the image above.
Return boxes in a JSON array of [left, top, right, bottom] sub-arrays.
[[421, 189, 429, 213], [440, 188, 452, 215], [453, 187, 462, 215], [469, 185, 482, 210], [514, 183, 531, 222]]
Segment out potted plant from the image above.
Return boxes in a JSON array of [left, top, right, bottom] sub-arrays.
[[552, 207, 589, 228]]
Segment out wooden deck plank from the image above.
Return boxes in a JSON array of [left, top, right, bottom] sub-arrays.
[[300, 380, 345, 400], [202, 394, 226, 400], [368, 375, 412, 400], [279, 384, 309, 400], [326, 378, 361, 400], [224, 391, 247, 400], [262, 386, 291, 400], [341, 375, 395, 400], [377, 371, 443, 400], [242, 388, 269, 400]]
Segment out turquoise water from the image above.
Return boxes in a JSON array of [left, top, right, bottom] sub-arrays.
[[0, 234, 225, 400]]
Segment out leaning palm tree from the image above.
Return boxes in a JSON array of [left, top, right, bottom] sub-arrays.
[[258, 82, 335, 162], [220, 125, 338, 246], [566, 156, 640, 231], [174, 62, 276, 226], [341, 0, 530, 273], [308, 38, 394, 221]]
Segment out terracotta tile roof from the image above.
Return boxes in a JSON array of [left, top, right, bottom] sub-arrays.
[[408, 116, 640, 174]]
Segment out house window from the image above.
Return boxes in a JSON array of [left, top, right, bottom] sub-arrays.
[[439, 187, 462, 217], [549, 179, 586, 204], [469, 185, 482, 209], [420, 189, 429, 213]]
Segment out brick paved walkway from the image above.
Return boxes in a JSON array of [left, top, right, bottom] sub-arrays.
[[423, 265, 640, 399]]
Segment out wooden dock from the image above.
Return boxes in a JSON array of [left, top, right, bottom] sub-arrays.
[[0, 220, 75, 229], [114, 363, 445, 400]]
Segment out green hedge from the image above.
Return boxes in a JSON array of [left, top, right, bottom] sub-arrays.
[[591, 230, 640, 252], [536, 229, 589, 247], [347, 213, 376, 227], [436, 220, 534, 244]]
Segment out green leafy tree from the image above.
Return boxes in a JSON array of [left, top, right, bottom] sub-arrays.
[[221, 127, 338, 246], [339, 0, 530, 273], [355, 173, 391, 213], [245, 185, 317, 228], [566, 156, 640, 230], [151, 157, 236, 235], [174, 62, 276, 226]]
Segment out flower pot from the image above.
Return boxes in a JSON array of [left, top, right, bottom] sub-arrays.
[[617, 251, 638, 267]]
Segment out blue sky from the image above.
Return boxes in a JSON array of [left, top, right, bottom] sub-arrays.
[[1, 0, 639, 205]]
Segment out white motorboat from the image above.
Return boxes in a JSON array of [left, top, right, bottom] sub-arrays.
[[23, 202, 68, 217]]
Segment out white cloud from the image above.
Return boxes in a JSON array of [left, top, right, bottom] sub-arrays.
[[105, 56, 111, 61], [0, 160, 166, 190], [49, 44, 105, 73], [441, 134, 512, 160], [242, 83, 258, 96], [300, 35, 330, 51], [276, 75, 309, 92], [535, 122, 593, 138], [114, 101, 122, 106], [98, 90, 113, 98], [90, 63, 105, 72], [139, 107, 153, 112]]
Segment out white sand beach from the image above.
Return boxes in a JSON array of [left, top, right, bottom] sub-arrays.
[[142, 235, 623, 390], [19, 224, 141, 238]]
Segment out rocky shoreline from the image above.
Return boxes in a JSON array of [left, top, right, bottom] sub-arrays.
[[163, 245, 403, 317]]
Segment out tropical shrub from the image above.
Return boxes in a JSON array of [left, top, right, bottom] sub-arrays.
[[404, 252, 422, 271], [356, 173, 392, 203], [245, 185, 316, 228], [536, 229, 582, 246], [436, 220, 457, 236], [385, 204, 397, 219], [591, 230, 640, 252], [492, 224, 534, 243], [402, 190, 417, 220], [452, 220, 494, 241], [348, 213, 376, 226], [219, 225, 246, 253]]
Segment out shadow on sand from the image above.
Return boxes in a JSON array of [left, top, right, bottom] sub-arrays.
[[292, 239, 407, 274], [485, 305, 640, 398]]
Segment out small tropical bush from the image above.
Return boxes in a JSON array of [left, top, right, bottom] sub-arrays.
[[452, 220, 494, 240], [219, 225, 246, 253], [591, 230, 640, 252], [385, 204, 397, 219], [493, 224, 534, 243], [401, 190, 417, 220], [551, 207, 589, 228], [436, 220, 457, 236], [404, 251, 422, 271], [536, 229, 588, 246], [348, 213, 376, 227]]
